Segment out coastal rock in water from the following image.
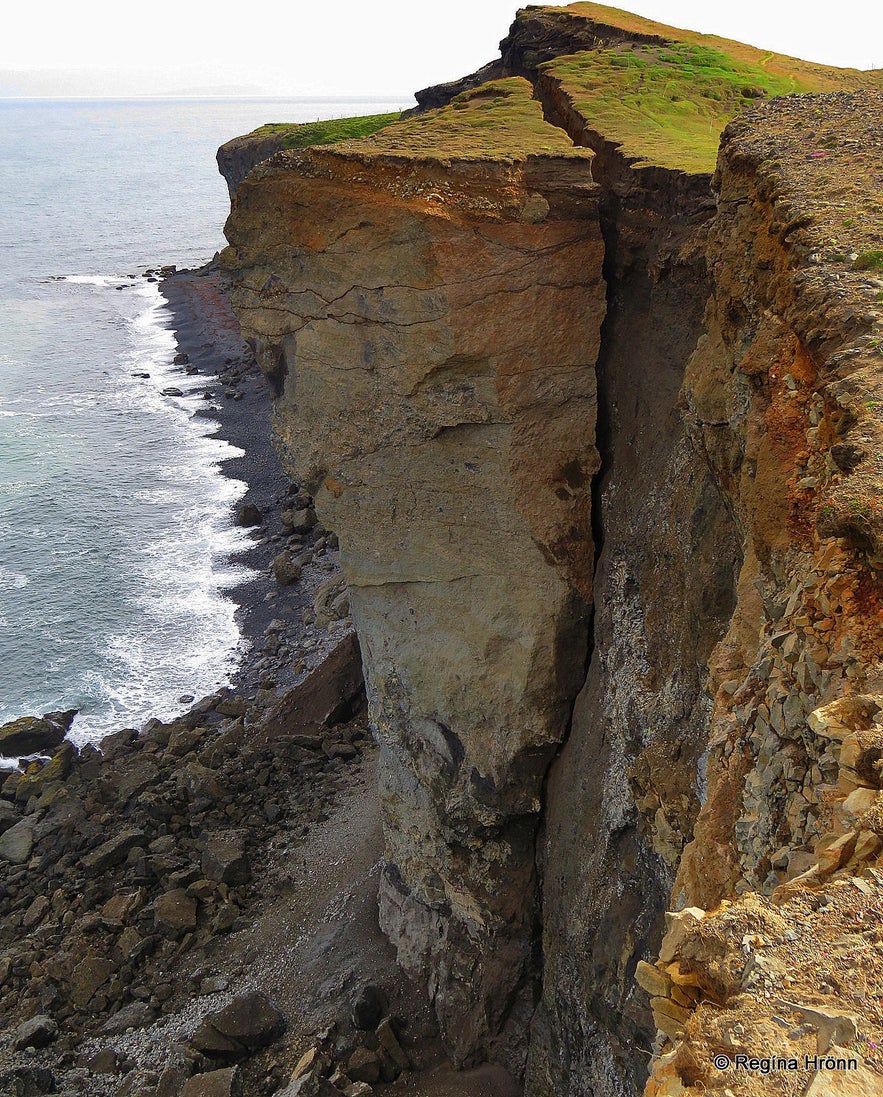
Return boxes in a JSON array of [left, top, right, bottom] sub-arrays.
[[0, 710, 74, 756]]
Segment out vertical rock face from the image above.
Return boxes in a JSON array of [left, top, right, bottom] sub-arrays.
[[523, 147, 740, 1097], [224, 102, 606, 1066], [643, 92, 883, 1096], [220, 11, 883, 1092]]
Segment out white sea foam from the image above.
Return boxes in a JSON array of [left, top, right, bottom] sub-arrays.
[[50, 278, 256, 744]]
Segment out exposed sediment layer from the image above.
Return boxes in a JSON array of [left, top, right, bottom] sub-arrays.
[[220, 7, 883, 1095], [224, 80, 606, 1070]]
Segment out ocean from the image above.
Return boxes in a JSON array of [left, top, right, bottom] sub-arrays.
[[0, 96, 410, 745]]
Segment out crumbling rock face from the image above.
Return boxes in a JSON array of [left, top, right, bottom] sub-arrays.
[[644, 92, 883, 1095], [524, 130, 740, 1097], [225, 144, 605, 1068], [217, 130, 291, 200], [220, 33, 883, 1095]]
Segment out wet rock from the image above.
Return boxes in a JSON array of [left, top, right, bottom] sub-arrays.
[[12, 1015, 58, 1050], [0, 710, 74, 756], [162, 386, 185, 396], [174, 352, 190, 365], [189, 991, 285, 1059]]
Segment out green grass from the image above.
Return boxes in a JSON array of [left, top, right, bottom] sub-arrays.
[[252, 112, 403, 150], [854, 250, 883, 271], [543, 42, 814, 173], [341, 78, 587, 159]]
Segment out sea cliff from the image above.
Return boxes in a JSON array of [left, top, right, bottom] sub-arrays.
[[220, 5, 883, 1095], [0, 5, 881, 1097]]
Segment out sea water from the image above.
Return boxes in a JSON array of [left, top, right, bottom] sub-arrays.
[[0, 96, 410, 743]]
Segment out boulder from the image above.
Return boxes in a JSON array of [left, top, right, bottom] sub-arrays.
[[236, 502, 262, 528], [12, 1015, 58, 1050], [272, 550, 302, 586], [189, 992, 285, 1059], [0, 818, 34, 864], [255, 634, 364, 743], [81, 828, 145, 873], [346, 1047, 382, 1084], [0, 710, 74, 756], [282, 507, 316, 533], [0, 1066, 56, 1096], [350, 983, 388, 1030], [101, 1000, 156, 1035], [182, 1068, 243, 1097], [155, 889, 198, 934], [70, 955, 115, 1009], [202, 833, 251, 886]]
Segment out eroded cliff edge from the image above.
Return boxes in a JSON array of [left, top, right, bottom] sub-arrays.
[[220, 6, 883, 1095], [224, 77, 605, 1071]]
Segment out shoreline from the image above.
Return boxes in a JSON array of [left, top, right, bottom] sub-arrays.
[[157, 261, 352, 704]]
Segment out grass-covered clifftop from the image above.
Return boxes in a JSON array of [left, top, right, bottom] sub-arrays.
[[531, 3, 882, 172], [219, 2, 883, 193], [336, 77, 588, 160], [247, 111, 403, 151]]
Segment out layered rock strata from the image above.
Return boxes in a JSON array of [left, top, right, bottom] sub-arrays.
[[220, 7, 883, 1095], [224, 79, 605, 1069], [642, 92, 883, 1095]]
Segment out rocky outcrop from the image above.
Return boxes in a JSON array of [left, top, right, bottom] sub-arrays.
[[641, 92, 883, 1095], [218, 130, 290, 200], [220, 7, 883, 1095], [224, 80, 605, 1069]]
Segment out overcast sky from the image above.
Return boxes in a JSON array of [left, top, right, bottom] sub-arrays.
[[1, 0, 880, 99]]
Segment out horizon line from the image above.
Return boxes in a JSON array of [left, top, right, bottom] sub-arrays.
[[0, 93, 416, 103]]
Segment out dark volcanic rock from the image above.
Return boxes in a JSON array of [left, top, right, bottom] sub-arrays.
[[236, 501, 262, 527], [0, 1066, 56, 1096], [12, 1015, 59, 1050], [0, 710, 75, 756], [190, 992, 286, 1058], [350, 983, 388, 1031]]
